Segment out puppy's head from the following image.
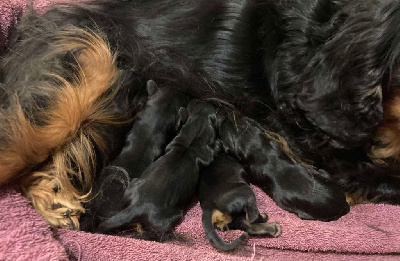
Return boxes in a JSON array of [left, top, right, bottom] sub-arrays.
[[144, 80, 191, 132]]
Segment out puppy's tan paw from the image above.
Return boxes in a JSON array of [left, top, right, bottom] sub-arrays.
[[243, 220, 282, 237], [259, 213, 269, 222], [212, 210, 232, 231], [264, 222, 282, 237], [132, 222, 144, 235]]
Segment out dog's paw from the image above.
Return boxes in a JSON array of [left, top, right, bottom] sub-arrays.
[[49, 203, 81, 229], [212, 210, 232, 231], [242, 220, 282, 237], [262, 221, 282, 237], [132, 222, 144, 235], [258, 213, 269, 222]]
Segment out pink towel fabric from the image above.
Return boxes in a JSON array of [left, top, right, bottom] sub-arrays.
[[1, 1, 400, 260], [58, 187, 400, 261], [1, 184, 400, 261], [0, 186, 69, 261], [0, 0, 84, 52]]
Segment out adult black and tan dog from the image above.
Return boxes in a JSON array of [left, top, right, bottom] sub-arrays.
[[1, 0, 400, 228]]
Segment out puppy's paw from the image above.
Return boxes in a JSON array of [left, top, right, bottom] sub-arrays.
[[258, 213, 269, 222], [262, 222, 282, 237], [212, 210, 232, 231], [132, 222, 144, 235], [242, 220, 282, 237]]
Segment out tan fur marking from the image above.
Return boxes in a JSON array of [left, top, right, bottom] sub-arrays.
[[132, 223, 144, 235], [0, 27, 123, 228], [263, 130, 316, 170], [212, 209, 232, 231], [345, 190, 380, 206], [0, 27, 118, 184], [370, 89, 400, 163]]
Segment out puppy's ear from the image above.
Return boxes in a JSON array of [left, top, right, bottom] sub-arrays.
[[146, 79, 158, 97], [176, 107, 189, 130]]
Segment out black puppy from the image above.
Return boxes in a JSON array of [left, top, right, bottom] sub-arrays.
[[80, 80, 190, 232], [97, 100, 220, 239], [217, 110, 350, 221], [107, 80, 190, 179], [199, 153, 282, 251]]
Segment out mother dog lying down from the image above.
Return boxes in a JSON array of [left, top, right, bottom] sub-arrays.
[[1, 0, 400, 229]]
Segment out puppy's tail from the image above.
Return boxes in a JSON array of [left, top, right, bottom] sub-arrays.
[[202, 209, 247, 251], [0, 27, 126, 228]]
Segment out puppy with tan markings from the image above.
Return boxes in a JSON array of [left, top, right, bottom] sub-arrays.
[[97, 100, 220, 239], [80, 80, 190, 232], [199, 153, 282, 251]]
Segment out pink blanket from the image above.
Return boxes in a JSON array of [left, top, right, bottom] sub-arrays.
[[1, 1, 400, 260], [1, 185, 400, 260], [0, 186, 69, 261]]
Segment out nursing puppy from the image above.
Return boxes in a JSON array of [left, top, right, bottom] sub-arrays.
[[199, 153, 282, 251], [80, 80, 190, 232], [97, 100, 220, 239], [105, 81, 190, 180], [217, 110, 350, 221]]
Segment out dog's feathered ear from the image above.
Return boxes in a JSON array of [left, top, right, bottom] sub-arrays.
[[176, 107, 189, 130], [273, 0, 393, 149], [146, 79, 158, 97], [301, 95, 382, 149], [300, 0, 400, 149]]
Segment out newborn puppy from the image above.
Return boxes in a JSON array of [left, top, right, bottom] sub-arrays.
[[97, 100, 220, 239], [217, 111, 350, 221], [80, 80, 190, 232], [199, 153, 282, 251], [108, 80, 190, 179]]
